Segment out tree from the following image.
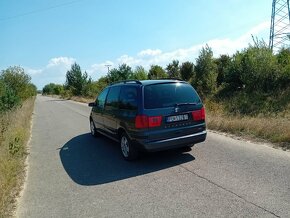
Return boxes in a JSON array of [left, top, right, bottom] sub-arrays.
[[277, 48, 290, 67], [222, 51, 244, 94], [276, 48, 290, 89], [42, 83, 64, 95], [0, 66, 36, 111], [148, 65, 167, 79], [131, 66, 148, 80], [0, 66, 35, 101], [166, 60, 180, 78], [65, 63, 88, 96], [85, 76, 109, 97], [215, 55, 231, 86], [194, 45, 218, 97], [0, 80, 20, 111], [107, 64, 133, 83], [180, 61, 194, 81], [238, 44, 277, 93]]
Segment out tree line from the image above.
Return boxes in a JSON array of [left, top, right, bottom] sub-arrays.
[[0, 66, 37, 112], [43, 42, 290, 115]]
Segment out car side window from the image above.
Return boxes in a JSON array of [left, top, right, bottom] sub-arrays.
[[96, 88, 109, 109], [105, 86, 121, 110], [119, 86, 138, 111]]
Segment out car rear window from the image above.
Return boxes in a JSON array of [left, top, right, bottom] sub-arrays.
[[144, 83, 200, 109]]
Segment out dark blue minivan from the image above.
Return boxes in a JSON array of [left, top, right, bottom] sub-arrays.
[[89, 79, 206, 160]]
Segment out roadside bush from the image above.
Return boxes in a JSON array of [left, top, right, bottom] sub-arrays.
[[180, 61, 194, 81], [0, 66, 36, 101], [84, 77, 109, 98], [131, 66, 148, 80], [166, 60, 181, 78], [148, 65, 167, 79], [42, 83, 64, 95], [215, 55, 231, 87], [0, 67, 36, 112], [0, 82, 20, 111], [216, 43, 290, 115], [193, 45, 218, 98], [107, 64, 133, 83]]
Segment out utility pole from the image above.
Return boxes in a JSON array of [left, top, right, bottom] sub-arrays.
[[269, 0, 290, 51], [105, 64, 111, 74]]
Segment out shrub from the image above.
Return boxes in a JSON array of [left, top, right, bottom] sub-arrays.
[[180, 61, 194, 81], [0, 67, 36, 112], [42, 83, 64, 95], [193, 45, 218, 97], [148, 65, 167, 79]]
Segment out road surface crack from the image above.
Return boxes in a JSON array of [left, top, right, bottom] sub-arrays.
[[179, 165, 280, 218]]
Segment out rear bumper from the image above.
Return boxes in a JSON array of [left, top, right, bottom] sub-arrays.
[[134, 130, 207, 152]]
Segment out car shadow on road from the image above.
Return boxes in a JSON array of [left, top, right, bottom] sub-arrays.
[[59, 133, 195, 186]]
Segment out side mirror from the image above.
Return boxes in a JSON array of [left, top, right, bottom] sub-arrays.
[[88, 102, 96, 107]]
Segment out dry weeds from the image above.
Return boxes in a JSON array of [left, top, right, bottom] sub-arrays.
[[206, 102, 290, 149], [0, 98, 35, 217]]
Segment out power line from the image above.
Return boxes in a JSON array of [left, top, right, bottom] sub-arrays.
[[0, 0, 86, 22]]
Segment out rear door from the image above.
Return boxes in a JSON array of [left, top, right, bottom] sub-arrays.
[[118, 85, 139, 132], [143, 82, 205, 141]]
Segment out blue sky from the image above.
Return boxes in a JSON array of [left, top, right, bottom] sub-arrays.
[[1, 0, 272, 89]]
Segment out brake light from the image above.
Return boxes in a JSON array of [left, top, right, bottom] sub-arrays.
[[192, 107, 206, 121], [148, 116, 162, 127], [135, 115, 148, 128], [135, 115, 162, 128]]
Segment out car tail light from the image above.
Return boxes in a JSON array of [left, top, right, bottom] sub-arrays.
[[148, 116, 162, 127], [192, 107, 206, 121], [135, 115, 162, 128]]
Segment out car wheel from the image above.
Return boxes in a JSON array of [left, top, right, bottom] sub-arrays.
[[120, 133, 138, 160], [90, 119, 99, 137], [180, 146, 192, 152]]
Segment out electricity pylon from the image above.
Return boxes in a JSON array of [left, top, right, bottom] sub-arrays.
[[269, 0, 290, 51]]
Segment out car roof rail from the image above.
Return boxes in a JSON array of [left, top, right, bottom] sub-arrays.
[[111, 80, 142, 85]]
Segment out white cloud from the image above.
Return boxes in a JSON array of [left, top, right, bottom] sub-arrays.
[[26, 56, 75, 89], [27, 21, 270, 89], [207, 21, 270, 55], [47, 57, 75, 68], [86, 61, 114, 78], [117, 55, 142, 66], [97, 20, 269, 74], [138, 49, 162, 57]]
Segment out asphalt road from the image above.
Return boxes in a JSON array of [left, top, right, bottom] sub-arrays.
[[17, 95, 290, 218]]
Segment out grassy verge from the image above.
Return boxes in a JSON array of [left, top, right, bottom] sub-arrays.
[[0, 98, 35, 217], [206, 101, 290, 150]]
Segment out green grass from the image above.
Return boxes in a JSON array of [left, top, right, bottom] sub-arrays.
[[0, 98, 35, 217]]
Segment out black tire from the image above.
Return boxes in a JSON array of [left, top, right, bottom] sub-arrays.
[[120, 133, 139, 161], [180, 146, 192, 152], [90, 119, 99, 137]]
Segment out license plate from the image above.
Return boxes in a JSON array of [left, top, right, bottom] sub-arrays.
[[166, 114, 189, 123]]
